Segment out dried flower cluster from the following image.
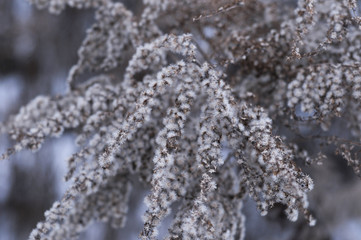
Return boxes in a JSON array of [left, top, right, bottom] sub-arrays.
[[1, 0, 361, 239]]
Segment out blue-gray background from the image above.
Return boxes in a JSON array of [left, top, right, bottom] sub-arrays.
[[1, 1, 361, 239]]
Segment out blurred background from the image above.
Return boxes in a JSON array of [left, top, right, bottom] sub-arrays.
[[1, 1, 361, 240]]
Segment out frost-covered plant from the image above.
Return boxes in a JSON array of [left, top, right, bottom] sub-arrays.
[[1, 0, 361, 239]]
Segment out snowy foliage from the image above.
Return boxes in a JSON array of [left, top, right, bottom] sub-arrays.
[[1, 0, 361, 239]]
